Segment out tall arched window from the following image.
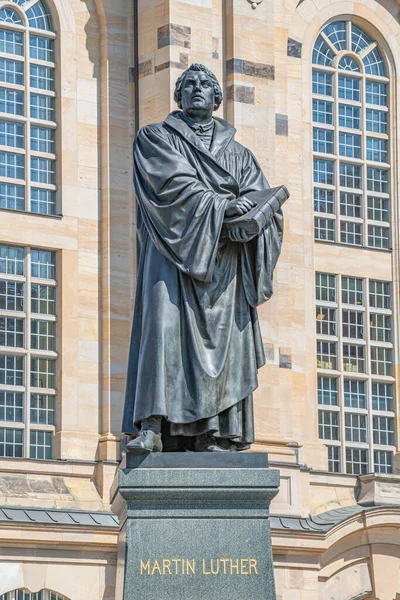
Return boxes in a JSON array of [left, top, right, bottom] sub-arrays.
[[312, 22, 395, 476], [312, 21, 390, 250], [0, 0, 56, 215]]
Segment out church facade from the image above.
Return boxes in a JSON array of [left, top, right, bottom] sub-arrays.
[[0, 0, 399, 598]]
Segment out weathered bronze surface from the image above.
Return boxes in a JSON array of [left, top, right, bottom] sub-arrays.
[[122, 64, 285, 452]]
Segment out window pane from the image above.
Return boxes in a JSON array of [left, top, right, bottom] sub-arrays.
[[31, 249, 56, 279], [30, 157, 55, 184], [31, 319, 55, 351], [368, 196, 389, 222], [343, 344, 365, 373], [314, 159, 334, 184], [26, 1, 53, 31], [31, 283, 55, 315], [0, 280, 24, 311], [30, 94, 55, 122], [327, 445, 340, 473], [340, 221, 362, 246], [366, 138, 387, 163], [316, 306, 336, 335], [363, 47, 385, 76], [340, 193, 362, 218], [30, 357, 56, 389], [366, 81, 387, 107], [318, 376, 338, 406], [374, 450, 393, 474], [314, 188, 334, 214], [317, 341, 337, 370], [312, 71, 333, 96], [345, 413, 367, 443], [351, 24, 372, 53], [30, 429, 53, 460], [339, 104, 360, 129], [368, 225, 390, 249], [312, 37, 334, 66], [369, 280, 391, 309], [0, 316, 24, 347], [0, 183, 24, 211], [312, 100, 333, 124], [30, 393, 55, 425], [30, 35, 54, 62], [339, 163, 361, 189], [0, 120, 24, 149], [31, 188, 56, 215], [315, 217, 335, 241], [31, 126, 55, 154], [372, 382, 393, 412], [323, 21, 347, 51], [338, 56, 359, 72], [366, 109, 387, 134], [373, 416, 394, 446], [0, 88, 24, 116], [0, 244, 24, 275], [319, 410, 339, 440], [339, 133, 361, 158], [0, 58, 23, 85], [0, 427, 23, 457], [371, 346, 392, 377], [313, 128, 333, 154], [0, 7, 23, 25], [338, 76, 360, 101], [367, 168, 388, 193], [316, 273, 336, 302], [0, 151, 24, 180], [30, 64, 55, 92], [342, 276, 363, 306], [0, 391, 23, 422], [0, 354, 24, 386], [346, 447, 368, 475], [0, 30, 23, 56], [344, 380, 366, 409], [342, 309, 364, 339]]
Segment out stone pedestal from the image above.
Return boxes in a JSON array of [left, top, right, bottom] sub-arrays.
[[112, 452, 279, 600]]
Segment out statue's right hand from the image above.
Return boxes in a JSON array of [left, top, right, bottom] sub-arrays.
[[225, 197, 256, 218]]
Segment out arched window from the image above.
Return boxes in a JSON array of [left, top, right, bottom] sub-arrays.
[[313, 22, 395, 476], [312, 21, 390, 250], [0, 0, 56, 215]]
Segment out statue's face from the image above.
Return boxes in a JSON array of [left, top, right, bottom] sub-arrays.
[[180, 70, 215, 118]]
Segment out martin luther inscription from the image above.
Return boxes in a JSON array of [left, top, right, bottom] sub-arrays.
[[139, 558, 260, 576]]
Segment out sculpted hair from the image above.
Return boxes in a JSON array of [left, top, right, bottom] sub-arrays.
[[174, 63, 223, 110]]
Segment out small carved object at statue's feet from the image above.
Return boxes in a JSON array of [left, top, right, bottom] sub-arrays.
[[194, 433, 230, 452], [125, 430, 163, 454]]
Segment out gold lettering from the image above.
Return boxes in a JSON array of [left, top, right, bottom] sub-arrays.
[[240, 559, 249, 575], [187, 559, 196, 574], [249, 559, 259, 575], [220, 558, 229, 575], [151, 560, 162, 575], [140, 560, 151, 575], [171, 559, 180, 574], [162, 559, 172, 575], [210, 559, 220, 575], [230, 559, 239, 575], [202, 559, 211, 575]]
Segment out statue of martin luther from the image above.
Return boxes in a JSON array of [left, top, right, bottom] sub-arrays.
[[122, 64, 284, 453]]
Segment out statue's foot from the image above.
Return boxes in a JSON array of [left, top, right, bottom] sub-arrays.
[[194, 433, 230, 452], [125, 430, 163, 454]]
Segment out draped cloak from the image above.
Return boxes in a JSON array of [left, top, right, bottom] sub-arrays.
[[122, 111, 284, 443]]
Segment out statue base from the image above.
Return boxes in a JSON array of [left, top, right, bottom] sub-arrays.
[[112, 452, 279, 600]]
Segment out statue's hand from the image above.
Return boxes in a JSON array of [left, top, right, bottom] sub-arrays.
[[225, 197, 256, 218], [228, 226, 255, 243]]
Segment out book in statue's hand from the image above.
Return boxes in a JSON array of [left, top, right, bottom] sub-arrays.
[[222, 185, 289, 237]]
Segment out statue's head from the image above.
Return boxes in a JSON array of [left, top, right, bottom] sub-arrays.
[[174, 64, 223, 121]]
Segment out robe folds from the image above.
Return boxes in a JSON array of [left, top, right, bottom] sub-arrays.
[[122, 111, 284, 442]]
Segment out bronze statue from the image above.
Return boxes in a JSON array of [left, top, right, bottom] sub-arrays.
[[122, 64, 284, 453]]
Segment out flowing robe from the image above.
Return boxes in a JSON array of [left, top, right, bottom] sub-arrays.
[[122, 111, 284, 442]]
